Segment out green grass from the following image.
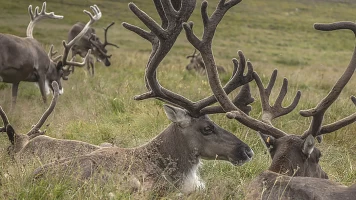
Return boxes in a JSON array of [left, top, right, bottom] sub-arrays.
[[1, 0, 356, 199]]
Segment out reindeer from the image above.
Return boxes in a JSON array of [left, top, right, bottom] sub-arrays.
[[0, 2, 99, 106], [0, 82, 112, 167], [67, 21, 119, 76], [186, 49, 226, 75], [32, 0, 255, 195], [181, 1, 356, 198]]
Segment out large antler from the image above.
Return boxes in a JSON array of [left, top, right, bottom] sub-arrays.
[[27, 2, 63, 38], [123, 0, 253, 117], [61, 5, 101, 70], [182, 0, 296, 138], [300, 22, 356, 139], [103, 22, 119, 48], [26, 81, 60, 138]]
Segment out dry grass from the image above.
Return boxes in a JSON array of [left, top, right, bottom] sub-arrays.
[[0, 0, 356, 199]]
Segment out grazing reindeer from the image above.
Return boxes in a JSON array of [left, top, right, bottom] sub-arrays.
[[186, 49, 226, 75], [68, 21, 119, 76], [0, 2, 97, 105], [33, 0, 255, 195], [182, 2, 356, 198], [0, 82, 110, 167]]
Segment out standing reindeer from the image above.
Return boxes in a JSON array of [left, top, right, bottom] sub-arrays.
[[0, 2, 97, 105], [67, 21, 119, 76], [0, 82, 111, 167], [186, 49, 226, 75], [33, 0, 255, 195], [181, 0, 356, 198]]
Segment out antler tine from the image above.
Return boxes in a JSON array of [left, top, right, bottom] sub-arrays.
[[61, 5, 101, 68], [26, 81, 59, 136], [198, 50, 254, 114], [0, 106, 9, 132], [27, 2, 63, 38], [48, 45, 62, 62], [300, 21, 356, 139], [253, 69, 301, 126], [317, 96, 356, 136], [201, 83, 255, 115], [103, 22, 119, 48]]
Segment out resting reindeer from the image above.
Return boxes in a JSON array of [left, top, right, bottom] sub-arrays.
[[68, 21, 119, 76], [182, 1, 356, 198], [186, 49, 226, 75], [33, 0, 255, 195], [0, 82, 112, 167], [0, 2, 98, 105], [243, 21, 356, 200]]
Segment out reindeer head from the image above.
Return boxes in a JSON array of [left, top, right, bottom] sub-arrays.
[[122, 0, 255, 167], [46, 47, 65, 94], [186, 49, 205, 73], [89, 22, 119, 67], [260, 133, 327, 178]]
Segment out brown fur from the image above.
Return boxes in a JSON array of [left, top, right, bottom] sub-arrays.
[[33, 106, 253, 194], [245, 171, 356, 200]]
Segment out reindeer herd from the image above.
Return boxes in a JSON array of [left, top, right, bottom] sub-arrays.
[[0, 0, 356, 199]]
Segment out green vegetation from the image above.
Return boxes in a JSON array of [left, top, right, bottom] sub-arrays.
[[1, 0, 356, 199]]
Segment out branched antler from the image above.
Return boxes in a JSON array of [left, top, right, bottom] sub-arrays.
[[300, 21, 356, 139], [103, 22, 119, 48], [254, 70, 301, 126], [60, 4, 101, 80], [27, 2, 63, 38], [26, 81, 60, 137], [123, 0, 253, 117]]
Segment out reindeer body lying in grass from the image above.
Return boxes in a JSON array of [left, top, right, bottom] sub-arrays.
[[32, 0, 255, 195], [0, 82, 112, 167], [182, 3, 356, 197], [242, 21, 356, 200]]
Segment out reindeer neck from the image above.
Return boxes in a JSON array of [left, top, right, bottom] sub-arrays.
[[137, 123, 200, 181]]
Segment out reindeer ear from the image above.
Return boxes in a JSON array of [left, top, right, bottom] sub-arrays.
[[56, 61, 63, 70], [259, 132, 275, 149], [302, 134, 315, 157], [6, 124, 15, 145], [163, 105, 191, 124]]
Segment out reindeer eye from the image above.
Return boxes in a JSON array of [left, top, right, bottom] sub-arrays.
[[202, 126, 214, 135]]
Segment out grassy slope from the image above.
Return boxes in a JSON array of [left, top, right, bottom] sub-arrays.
[[0, 0, 356, 199]]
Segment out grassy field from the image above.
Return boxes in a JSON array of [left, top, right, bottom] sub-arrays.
[[1, 0, 356, 199]]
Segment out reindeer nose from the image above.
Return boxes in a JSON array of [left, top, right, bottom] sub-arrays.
[[245, 147, 254, 159], [105, 59, 111, 67]]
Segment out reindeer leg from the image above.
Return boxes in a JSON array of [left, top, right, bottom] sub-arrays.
[[86, 56, 95, 77], [70, 51, 76, 74], [90, 57, 95, 76], [38, 77, 48, 103], [11, 82, 19, 107]]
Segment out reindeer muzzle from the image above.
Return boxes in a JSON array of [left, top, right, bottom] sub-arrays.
[[104, 57, 111, 67]]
